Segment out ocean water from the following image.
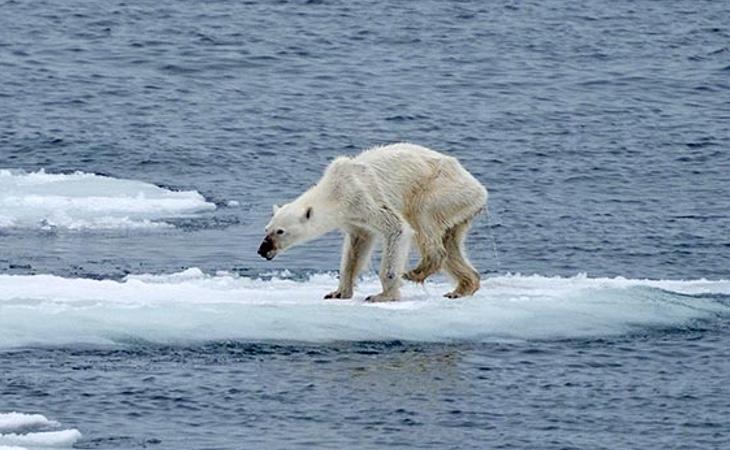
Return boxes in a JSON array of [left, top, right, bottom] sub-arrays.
[[1, 0, 729, 449]]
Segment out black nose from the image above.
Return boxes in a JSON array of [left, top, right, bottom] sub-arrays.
[[258, 236, 274, 259]]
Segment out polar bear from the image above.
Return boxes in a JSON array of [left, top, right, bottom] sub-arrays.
[[257, 143, 487, 302]]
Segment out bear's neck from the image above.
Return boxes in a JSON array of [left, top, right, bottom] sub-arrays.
[[296, 184, 343, 231]]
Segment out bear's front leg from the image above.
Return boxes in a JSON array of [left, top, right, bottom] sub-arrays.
[[365, 221, 412, 302], [325, 228, 374, 300], [324, 289, 349, 299]]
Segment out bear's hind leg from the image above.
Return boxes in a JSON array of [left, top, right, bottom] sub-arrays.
[[403, 227, 447, 283], [442, 219, 480, 298]]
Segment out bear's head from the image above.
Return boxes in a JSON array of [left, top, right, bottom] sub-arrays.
[[258, 202, 322, 260]]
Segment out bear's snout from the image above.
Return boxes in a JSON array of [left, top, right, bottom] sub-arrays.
[[257, 235, 276, 260]]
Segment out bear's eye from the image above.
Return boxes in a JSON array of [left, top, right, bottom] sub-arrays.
[[276, 229, 285, 235]]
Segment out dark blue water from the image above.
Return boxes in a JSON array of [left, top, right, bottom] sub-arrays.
[[1, 0, 729, 448], [3, 333, 730, 450]]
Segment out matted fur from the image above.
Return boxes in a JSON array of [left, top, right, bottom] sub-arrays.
[[260, 143, 488, 301]]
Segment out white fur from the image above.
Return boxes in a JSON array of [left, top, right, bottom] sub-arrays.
[[262, 143, 487, 301]]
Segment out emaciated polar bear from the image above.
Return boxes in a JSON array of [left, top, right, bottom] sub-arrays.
[[257, 143, 487, 302]]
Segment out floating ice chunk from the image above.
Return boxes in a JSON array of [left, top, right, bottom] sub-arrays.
[[0, 413, 58, 433], [125, 267, 207, 283], [0, 429, 82, 448], [0, 413, 80, 449], [0, 270, 728, 347], [0, 169, 215, 230]]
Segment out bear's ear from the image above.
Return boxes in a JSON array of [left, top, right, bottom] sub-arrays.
[[272, 204, 281, 215], [304, 206, 312, 221]]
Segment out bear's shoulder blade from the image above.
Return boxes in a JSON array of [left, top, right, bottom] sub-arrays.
[[325, 156, 369, 177]]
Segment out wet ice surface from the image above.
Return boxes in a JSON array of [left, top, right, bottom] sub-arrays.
[[1, 269, 729, 347]]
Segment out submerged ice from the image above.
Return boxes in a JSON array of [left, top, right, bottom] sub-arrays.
[[0, 269, 728, 348], [0, 413, 81, 450], [0, 169, 215, 230]]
